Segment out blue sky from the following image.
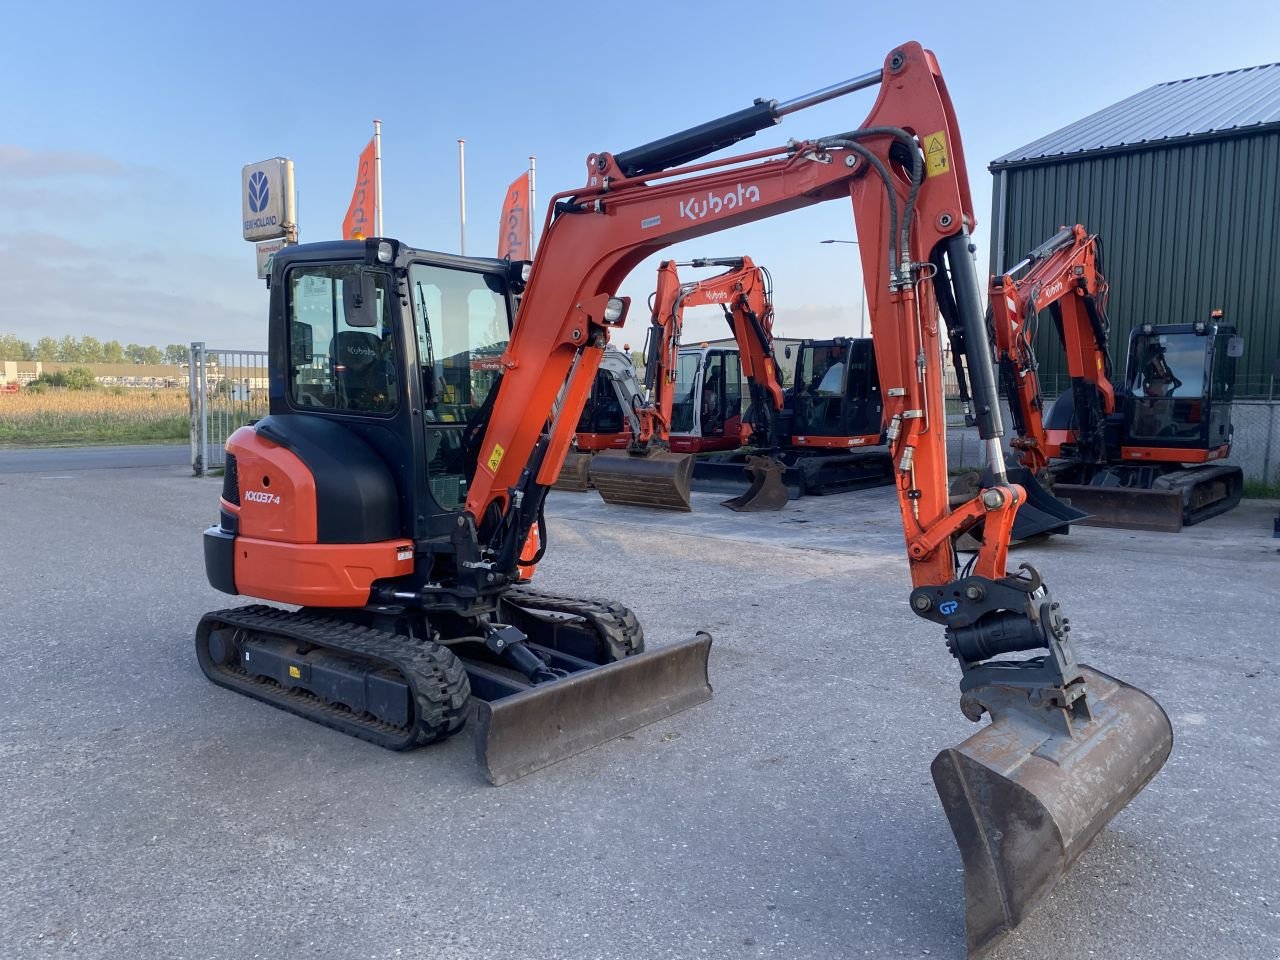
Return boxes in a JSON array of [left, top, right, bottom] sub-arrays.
[[2, 0, 1278, 349]]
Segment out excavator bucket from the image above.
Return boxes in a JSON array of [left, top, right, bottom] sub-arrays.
[[589, 449, 695, 511], [1006, 466, 1089, 539], [553, 452, 594, 492], [475, 632, 714, 785], [932, 665, 1173, 957], [951, 467, 1088, 543], [721, 455, 789, 511]]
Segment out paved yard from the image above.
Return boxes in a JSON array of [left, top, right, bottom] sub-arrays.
[[1, 460, 1276, 959]]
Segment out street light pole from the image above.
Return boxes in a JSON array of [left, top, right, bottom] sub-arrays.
[[819, 239, 866, 338]]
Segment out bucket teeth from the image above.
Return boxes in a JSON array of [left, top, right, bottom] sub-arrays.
[[589, 450, 695, 511], [932, 665, 1173, 956]]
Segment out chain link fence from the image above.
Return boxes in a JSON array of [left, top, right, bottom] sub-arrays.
[[188, 342, 269, 476]]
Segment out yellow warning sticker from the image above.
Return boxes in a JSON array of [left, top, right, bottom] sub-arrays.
[[924, 131, 949, 178], [487, 444, 505, 473], [288, 665, 301, 679]]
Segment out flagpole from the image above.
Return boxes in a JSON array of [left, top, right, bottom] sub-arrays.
[[457, 139, 467, 255], [528, 155, 537, 255], [373, 119, 383, 237]]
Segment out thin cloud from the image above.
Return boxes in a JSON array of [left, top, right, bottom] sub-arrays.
[[0, 146, 126, 179]]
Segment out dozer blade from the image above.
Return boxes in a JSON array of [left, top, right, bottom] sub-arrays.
[[721, 455, 789, 511], [589, 449, 695, 511], [932, 665, 1173, 957], [475, 632, 713, 785], [1053, 482, 1183, 533], [1006, 466, 1089, 540], [553, 452, 594, 491]]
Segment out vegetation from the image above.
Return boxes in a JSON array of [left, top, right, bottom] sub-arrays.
[[1243, 478, 1280, 500], [0, 388, 188, 445], [0, 333, 188, 364]]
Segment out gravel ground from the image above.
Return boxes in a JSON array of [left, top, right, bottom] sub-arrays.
[[0, 459, 1276, 960]]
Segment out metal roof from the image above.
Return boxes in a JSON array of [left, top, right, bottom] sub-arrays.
[[991, 61, 1280, 168]]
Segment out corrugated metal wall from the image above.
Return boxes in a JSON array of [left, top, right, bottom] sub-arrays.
[[989, 130, 1280, 396]]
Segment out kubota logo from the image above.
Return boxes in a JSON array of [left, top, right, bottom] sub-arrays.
[[679, 184, 761, 221], [345, 345, 376, 358], [1040, 279, 1065, 300]]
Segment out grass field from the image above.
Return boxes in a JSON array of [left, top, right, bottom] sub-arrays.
[[0, 389, 188, 445]]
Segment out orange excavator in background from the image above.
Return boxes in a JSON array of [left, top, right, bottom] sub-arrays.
[[990, 224, 1244, 531], [573, 255, 790, 510], [198, 44, 1171, 955]]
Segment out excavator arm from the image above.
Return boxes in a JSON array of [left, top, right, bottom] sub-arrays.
[[466, 43, 1170, 955], [990, 224, 1115, 472]]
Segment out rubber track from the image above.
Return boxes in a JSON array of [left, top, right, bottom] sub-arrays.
[[197, 605, 470, 750], [501, 587, 645, 660]]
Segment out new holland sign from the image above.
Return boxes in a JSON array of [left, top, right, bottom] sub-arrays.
[[241, 157, 296, 242]]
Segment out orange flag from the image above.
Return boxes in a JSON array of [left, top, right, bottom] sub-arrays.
[[497, 171, 531, 260], [342, 138, 377, 239]]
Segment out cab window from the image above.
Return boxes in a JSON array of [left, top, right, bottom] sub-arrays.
[[408, 263, 512, 511], [409, 264, 511, 424], [288, 265, 397, 414]]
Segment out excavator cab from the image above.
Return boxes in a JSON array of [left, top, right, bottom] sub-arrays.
[[669, 345, 745, 453], [1049, 317, 1244, 530], [1121, 322, 1239, 451], [790, 337, 883, 444]]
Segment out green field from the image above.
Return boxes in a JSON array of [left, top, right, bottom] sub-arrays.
[[0, 389, 188, 445]]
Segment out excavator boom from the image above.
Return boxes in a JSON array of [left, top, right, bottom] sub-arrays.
[[462, 43, 1170, 954]]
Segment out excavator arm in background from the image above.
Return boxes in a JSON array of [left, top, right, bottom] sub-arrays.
[[989, 224, 1115, 474], [465, 42, 1170, 955]]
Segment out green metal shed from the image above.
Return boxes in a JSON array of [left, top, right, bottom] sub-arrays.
[[989, 62, 1280, 397]]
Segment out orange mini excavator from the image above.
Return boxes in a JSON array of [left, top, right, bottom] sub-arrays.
[[200, 43, 1171, 955], [990, 224, 1244, 531]]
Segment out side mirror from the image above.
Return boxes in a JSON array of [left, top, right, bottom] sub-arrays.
[[1227, 336, 1244, 358], [343, 269, 380, 328], [784, 345, 792, 359], [290, 320, 314, 366]]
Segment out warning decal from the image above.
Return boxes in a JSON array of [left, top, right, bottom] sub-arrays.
[[924, 131, 949, 178], [487, 444, 506, 473]]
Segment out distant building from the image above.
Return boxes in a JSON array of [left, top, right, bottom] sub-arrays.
[[990, 61, 1280, 396]]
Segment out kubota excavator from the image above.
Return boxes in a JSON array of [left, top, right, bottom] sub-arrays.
[[990, 223, 1244, 531], [199, 43, 1171, 956], [584, 256, 788, 510]]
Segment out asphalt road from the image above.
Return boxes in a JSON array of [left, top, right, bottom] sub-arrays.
[[0, 463, 1276, 959], [0, 443, 189, 474]]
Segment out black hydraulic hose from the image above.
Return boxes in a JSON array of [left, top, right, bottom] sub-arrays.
[[816, 139, 899, 282], [819, 126, 924, 284]]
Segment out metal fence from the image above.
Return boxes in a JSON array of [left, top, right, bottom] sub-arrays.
[[188, 342, 269, 476]]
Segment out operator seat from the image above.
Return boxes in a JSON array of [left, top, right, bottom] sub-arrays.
[[334, 330, 391, 411]]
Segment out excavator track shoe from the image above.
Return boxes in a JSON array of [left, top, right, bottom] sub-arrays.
[[477, 631, 713, 785], [721, 455, 789, 511], [553, 452, 594, 491], [932, 664, 1172, 957], [196, 605, 470, 750], [589, 449, 694, 511]]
